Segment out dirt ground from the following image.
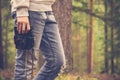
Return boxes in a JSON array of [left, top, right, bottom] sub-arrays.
[[0, 70, 120, 80]]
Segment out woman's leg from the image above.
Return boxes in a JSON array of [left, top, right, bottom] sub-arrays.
[[35, 12, 66, 80]]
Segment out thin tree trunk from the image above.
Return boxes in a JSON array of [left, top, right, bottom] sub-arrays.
[[88, 0, 94, 73], [0, 0, 4, 69], [86, 15, 89, 73], [104, 0, 109, 73], [110, 0, 114, 74]]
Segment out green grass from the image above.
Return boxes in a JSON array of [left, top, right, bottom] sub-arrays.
[[55, 74, 98, 80], [0, 71, 99, 80]]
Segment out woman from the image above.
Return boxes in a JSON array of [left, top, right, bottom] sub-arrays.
[[10, 0, 66, 80]]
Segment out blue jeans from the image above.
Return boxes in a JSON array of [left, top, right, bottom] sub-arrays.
[[14, 11, 66, 80]]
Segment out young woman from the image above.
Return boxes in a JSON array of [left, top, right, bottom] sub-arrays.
[[10, 0, 66, 80]]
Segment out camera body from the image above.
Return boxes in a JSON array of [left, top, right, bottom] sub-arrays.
[[14, 27, 34, 50]]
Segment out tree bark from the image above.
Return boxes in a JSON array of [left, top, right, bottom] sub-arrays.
[[110, 0, 115, 74], [104, 0, 109, 73], [0, 0, 4, 69], [53, 0, 73, 71], [88, 0, 94, 73]]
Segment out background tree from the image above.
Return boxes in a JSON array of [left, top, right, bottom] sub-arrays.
[[1, 0, 15, 69], [104, 0, 109, 73], [87, 0, 94, 73], [110, 0, 115, 74], [0, 0, 4, 69], [53, 0, 73, 71]]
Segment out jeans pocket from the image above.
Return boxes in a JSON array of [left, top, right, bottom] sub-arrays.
[[47, 14, 57, 23]]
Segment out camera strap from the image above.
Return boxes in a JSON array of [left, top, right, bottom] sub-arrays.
[[25, 50, 27, 80], [24, 50, 34, 80]]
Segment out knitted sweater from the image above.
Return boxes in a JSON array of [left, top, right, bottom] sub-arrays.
[[10, 0, 56, 17]]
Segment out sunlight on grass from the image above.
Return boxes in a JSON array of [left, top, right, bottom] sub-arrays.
[[56, 74, 77, 80], [55, 74, 98, 80]]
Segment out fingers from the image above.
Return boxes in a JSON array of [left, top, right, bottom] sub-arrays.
[[22, 23, 26, 33], [17, 22, 22, 34], [26, 23, 30, 33], [17, 22, 30, 34], [17, 17, 30, 34]]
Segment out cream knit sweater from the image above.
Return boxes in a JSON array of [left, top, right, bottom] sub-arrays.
[[10, 0, 56, 17]]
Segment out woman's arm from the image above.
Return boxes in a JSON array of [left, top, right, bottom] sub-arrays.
[[11, 0, 30, 17], [11, 0, 30, 34]]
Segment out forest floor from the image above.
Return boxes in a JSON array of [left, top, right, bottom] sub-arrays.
[[0, 69, 120, 80]]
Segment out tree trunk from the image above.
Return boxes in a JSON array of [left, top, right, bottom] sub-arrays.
[[110, 0, 115, 74], [88, 0, 94, 73], [104, 0, 109, 73], [53, 0, 73, 71], [0, 0, 4, 69]]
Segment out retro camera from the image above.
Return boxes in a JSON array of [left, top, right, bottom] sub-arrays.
[[14, 27, 34, 50]]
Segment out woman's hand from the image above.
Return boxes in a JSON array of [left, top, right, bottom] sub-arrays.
[[17, 16, 30, 34]]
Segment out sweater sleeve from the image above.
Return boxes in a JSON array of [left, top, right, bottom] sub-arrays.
[[14, 0, 30, 17]]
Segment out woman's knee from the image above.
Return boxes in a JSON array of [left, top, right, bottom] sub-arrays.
[[54, 57, 66, 72]]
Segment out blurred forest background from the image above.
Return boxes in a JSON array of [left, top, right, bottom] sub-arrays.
[[1, 0, 120, 80]]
